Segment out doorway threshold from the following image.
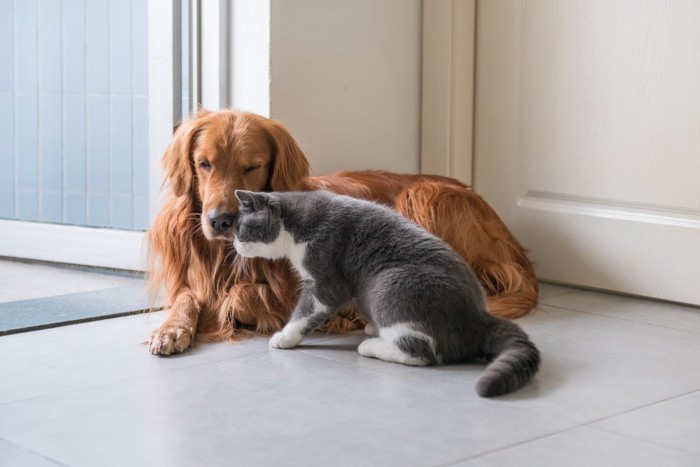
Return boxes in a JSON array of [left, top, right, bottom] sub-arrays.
[[0, 284, 160, 336]]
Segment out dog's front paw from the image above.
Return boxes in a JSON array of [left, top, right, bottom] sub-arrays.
[[269, 331, 302, 349], [149, 324, 194, 355]]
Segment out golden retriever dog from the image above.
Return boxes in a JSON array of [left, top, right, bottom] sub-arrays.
[[147, 110, 538, 355]]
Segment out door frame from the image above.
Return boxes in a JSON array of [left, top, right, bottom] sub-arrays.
[[420, 0, 476, 186], [0, 221, 145, 271]]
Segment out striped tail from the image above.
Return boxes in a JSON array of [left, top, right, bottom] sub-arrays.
[[476, 320, 540, 397]]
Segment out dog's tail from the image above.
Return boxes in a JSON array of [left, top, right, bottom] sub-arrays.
[[481, 260, 539, 320], [393, 180, 538, 320], [476, 320, 540, 397]]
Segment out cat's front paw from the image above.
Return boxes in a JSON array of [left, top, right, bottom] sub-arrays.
[[269, 331, 302, 349], [364, 322, 378, 337]]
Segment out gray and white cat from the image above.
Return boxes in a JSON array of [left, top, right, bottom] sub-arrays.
[[232, 189, 540, 397]]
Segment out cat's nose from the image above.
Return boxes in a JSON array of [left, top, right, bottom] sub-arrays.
[[208, 210, 234, 234]]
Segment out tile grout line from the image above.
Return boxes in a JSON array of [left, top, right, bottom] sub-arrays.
[[433, 425, 581, 467], [587, 425, 700, 458], [432, 387, 700, 465], [0, 434, 70, 467], [0, 329, 396, 410], [440, 387, 700, 465], [0, 345, 273, 409], [579, 387, 700, 457], [538, 303, 700, 335], [0, 327, 353, 407], [536, 290, 578, 301], [580, 387, 700, 427]]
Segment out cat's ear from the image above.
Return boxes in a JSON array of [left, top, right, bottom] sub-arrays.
[[235, 190, 258, 210]]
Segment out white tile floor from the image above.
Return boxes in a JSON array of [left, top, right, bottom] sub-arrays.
[[0, 259, 143, 303], [0, 275, 699, 466]]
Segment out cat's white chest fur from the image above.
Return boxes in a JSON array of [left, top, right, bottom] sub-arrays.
[[234, 225, 312, 281], [286, 236, 312, 281]]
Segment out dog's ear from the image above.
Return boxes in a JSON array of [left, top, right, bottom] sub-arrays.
[[264, 119, 310, 191], [161, 111, 210, 197]]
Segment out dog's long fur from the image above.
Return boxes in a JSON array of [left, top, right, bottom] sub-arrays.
[[147, 110, 538, 355]]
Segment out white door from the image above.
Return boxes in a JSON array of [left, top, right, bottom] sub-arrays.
[[473, 0, 700, 305]]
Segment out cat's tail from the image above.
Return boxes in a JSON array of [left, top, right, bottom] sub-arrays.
[[476, 320, 540, 397]]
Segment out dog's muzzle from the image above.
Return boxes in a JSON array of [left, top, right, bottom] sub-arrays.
[[208, 210, 235, 236]]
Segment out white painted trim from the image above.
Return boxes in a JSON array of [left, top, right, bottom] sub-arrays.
[[229, 0, 270, 116], [421, 0, 475, 185], [520, 193, 700, 230], [148, 0, 181, 221], [189, 0, 202, 112], [0, 220, 146, 271], [201, 0, 229, 109]]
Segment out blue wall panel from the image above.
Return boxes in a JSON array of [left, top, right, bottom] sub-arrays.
[[0, 193, 13, 219], [132, 95, 148, 229], [15, 93, 39, 204], [38, 0, 63, 223], [111, 194, 132, 230], [14, 0, 38, 95], [63, 0, 86, 95], [85, 0, 109, 95], [14, 0, 39, 221], [0, 92, 14, 218], [39, 92, 63, 192], [39, 93, 63, 222], [88, 191, 109, 227], [16, 191, 38, 221], [0, 0, 13, 93], [5, 0, 153, 231], [41, 191, 63, 223], [132, 0, 148, 97], [63, 94, 87, 195], [109, 97, 132, 195], [0, 1, 14, 218], [64, 191, 87, 226], [110, 95, 132, 229], [86, 95, 109, 227], [38, 0, 62, 94], [109, 0, 131, 96], [132, 96, 148, 194]]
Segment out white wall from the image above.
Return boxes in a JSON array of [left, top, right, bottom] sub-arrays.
[[229, 0, 422, 176], [229, 1, 271, 117]]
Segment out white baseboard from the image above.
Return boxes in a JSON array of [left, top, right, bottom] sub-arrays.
[[0, 220, 147, 272]]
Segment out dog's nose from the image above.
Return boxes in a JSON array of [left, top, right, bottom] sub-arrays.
[[208, 211, 234, 234]]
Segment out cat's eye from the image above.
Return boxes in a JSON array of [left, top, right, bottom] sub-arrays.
[[244, 165, 261, 174], [199, 160, 212, 171]]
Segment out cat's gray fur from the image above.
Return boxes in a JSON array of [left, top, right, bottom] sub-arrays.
[[232, 189, 540, 397]]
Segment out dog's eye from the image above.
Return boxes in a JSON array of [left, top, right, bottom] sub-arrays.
[[199, 161, 212, 171], [244, 165, 261, 174]]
